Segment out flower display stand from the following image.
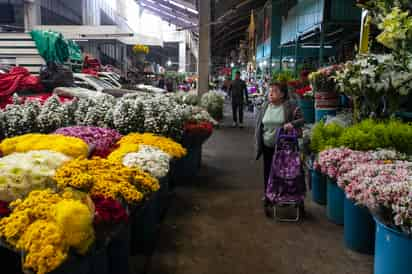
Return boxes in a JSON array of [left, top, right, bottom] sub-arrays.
[[344, 198, 375, 254], [170, 143, 202, 186], [326, 178, 344, 225], [130, 194, 159, 256], [157, 176, 170, 222], [374, 218, 412, 274], [311, 170, 327, 205], [107, 224, 130, 274]]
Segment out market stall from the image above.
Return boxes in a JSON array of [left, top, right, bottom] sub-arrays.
[[300, 1, 412, 273]]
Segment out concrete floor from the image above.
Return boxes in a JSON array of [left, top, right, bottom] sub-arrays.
[[146, 109, 374, 274]]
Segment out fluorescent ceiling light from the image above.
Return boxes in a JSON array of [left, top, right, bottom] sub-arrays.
[[301, 45, 333, 49]]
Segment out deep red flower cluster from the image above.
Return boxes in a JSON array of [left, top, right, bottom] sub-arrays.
[[92, 195, 128, 225], [184, 122, 213, 136], [295, 86, 312, 97], [0, 201, 10, 218]]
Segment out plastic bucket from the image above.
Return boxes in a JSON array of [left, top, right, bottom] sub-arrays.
[[344, 198, 375, 254], [326, 178, 344, 225], [130, 195, 159, 256], [374, 218, 412, 274], [298, 99, 315, 124], [340, 94, 350, 108], [315, 108, 337, 122], [311, 170, 327, 205], [171, 144, 202, 183]]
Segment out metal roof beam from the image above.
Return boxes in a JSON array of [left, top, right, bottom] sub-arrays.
[[140, 0, 198, 25], [151, 0, 199, 17], [140, 2, 196, 29], [140, 0, 197, 25]]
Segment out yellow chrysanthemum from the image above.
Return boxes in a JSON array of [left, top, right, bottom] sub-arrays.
[[107, 143, 140, 163], [17, 220, 68, 274], [0, 189, 95, 274], [54, 157, 157, 203], [118, 133, 186, 158], [53, 200, 94, 254], [0, 134, 89, 158]]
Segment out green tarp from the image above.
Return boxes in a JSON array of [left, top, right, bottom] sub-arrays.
[[67, 40, 83, 62], [30, 30, 83, 64]]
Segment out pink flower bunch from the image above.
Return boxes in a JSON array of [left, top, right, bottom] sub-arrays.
[[55, 126, 122, 158], [338, 161, 412, 234], [317, 148, 354, 179], [340, 163, 411, 207]]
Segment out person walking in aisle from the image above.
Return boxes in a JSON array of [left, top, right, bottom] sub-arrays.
[[255, 82, 304, 210], [229, 71, 249, 128]]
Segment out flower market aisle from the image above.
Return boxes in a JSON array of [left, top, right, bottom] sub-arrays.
[[140, 110, 373, 274]]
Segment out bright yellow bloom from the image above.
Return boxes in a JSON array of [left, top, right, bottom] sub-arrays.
[[53, 200, 94, 254], [0, 189, 94, 274], [118, 133, 186, 158], [0, 134, 89, 158], [54, 157, 157, 203], [107, 143, 139, 163], [17, 220, 68, 274]]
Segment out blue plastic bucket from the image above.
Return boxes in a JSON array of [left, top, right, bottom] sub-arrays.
[[311, 170, 327, 205], [326, 178, 344, 225], [374, 218, 412, 274], [344, 198, 375, 254], [315, 108, 337, 122], [340, 94, 350, 108], [298, 99, 315, 124]]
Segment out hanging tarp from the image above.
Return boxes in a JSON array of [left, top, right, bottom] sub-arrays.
[[67, 40, 83, 62], [30, 30, 70, 64]]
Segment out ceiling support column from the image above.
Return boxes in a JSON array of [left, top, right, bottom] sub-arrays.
[[198, 0, 210, 95], [24, 0, 41, 32]]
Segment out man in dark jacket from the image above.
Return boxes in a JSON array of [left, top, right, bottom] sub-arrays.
[[229, 71, 249, 128]]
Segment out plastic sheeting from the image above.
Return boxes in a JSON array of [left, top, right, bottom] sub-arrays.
[[31, 30, 70, 64], [0, 67, 42, 99], [31, 30, 83, 64]]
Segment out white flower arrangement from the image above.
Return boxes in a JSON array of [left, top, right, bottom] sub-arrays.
[[82, 95, 116, 128], [200, 91, 225, 120], [122, 145, 171, 179], [0, 100, 41, 138], [36, 96, 70, 133], [112, 97, 145, 134], [185, 106, 218, 126], [0, 150, 72, 202]]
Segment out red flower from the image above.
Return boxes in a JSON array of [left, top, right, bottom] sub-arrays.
[[295, 86, 312, 97], [92, 195, 128, 225], [184, 122, 213, 136], [0, 201, 10, 218]]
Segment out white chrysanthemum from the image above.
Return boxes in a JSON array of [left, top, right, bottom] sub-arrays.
[[0, 150, 72, 201], [122, 145, 171, 179]]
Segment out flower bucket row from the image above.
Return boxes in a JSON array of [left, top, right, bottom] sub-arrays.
[[312, 147, 412, 274], [0, 129, 191, 274]]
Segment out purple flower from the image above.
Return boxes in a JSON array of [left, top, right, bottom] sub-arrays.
[[55, 126, 122, 158]]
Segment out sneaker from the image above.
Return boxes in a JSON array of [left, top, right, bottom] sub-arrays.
[[239, 123, 244, 128], [232, 122, 238, 128]]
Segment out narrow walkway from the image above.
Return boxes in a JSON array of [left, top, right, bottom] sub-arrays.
[[149, 108, 373, 274]]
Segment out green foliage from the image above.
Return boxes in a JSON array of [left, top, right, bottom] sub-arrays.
[[310, 122, 345, 152], [311, 118, 412, 154], [272, 70, 296, 84]]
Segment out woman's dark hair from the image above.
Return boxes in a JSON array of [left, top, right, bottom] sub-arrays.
[[270, 81, 289, 100]]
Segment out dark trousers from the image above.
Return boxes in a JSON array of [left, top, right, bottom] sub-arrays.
[[263, 145, 275, 192], [232, 102, 244, 124]]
